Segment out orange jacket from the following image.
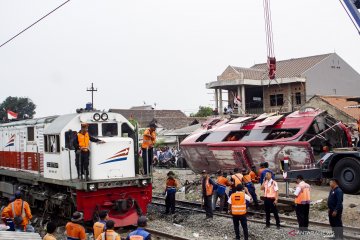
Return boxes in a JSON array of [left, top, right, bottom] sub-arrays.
[[203, 176, 213, 196], [93, 221, 106, 239], [2, 199, 32, 226], [249, 171, 258, 183], [66, 222, 86, 240], [96, 229, 121, 240], [166, 178, 178, 188], [242, 174, 252, 184], [217, 176, 230, 186], [43, 233, 57, 240], [231, 173, 243, 188], [141, 128, 156, 149]]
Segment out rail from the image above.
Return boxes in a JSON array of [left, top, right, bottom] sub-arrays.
[[146, 228, 193, 240]]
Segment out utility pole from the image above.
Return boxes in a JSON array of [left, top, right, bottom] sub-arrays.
[[87, 83, 97, 110]]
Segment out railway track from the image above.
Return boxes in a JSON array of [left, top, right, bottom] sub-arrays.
[[151, 196, 360, 239], [146, 228, 192, 240]]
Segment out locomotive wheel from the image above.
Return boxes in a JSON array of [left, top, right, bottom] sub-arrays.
[[333, 157, 360, 194]]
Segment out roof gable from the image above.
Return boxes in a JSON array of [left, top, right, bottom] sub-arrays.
[[316, 95, 360, 121]]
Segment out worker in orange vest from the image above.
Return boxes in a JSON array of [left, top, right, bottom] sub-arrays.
[[164, 171, 178, 214], [141, 122, 157, 175], [201, 170, 216, 219], [96, 220, 120, 240], [43, 222, 57, 240], [65, 212, 86, 240], [249, 165, 258, 183], [242, 168, 259, 208], [261, 171, 280, 229], [1, 191, 34, 232], [230, 168, 243, 196], [74, 123, 105, 181], [228, 184, 252, 240], [93, 210, 109, 239], [126, 216, 151, 240], [294, 175, 311, 231], [213, 170, 231, 212]]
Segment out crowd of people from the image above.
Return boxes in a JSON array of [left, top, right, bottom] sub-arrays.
[[165, 162, 344, 240]]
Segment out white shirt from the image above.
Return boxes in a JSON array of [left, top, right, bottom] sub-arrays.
[[294, 181, 304, 196], [227, 192, 252, 204], [266, 179, 279, 192]]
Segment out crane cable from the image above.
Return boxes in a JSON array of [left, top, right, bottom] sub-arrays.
[[338, 0, 360, 35], [0, 0, 71, 49], [263, 0, 275, 58]]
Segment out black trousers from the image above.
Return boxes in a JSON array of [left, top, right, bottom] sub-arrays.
[[165, 192, 176, 214], [232, 215, 248, 240], [264, 197, 280, 227], [213, 192, 226, 212], [75, 151, 90, 178], [203, 195, 213, 218], [245, 183, 259, 207], [142, 148, 153, 175], [295, 204, 309, 230], [329, 210, 343, 239]]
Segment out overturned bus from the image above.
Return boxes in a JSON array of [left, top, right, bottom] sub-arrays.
[[180, 108, 360, 193]]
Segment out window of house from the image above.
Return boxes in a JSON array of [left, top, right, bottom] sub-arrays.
[[270, 94, 284, 106], [295, 92, 301, 105], [44, 135, 60, 153], [88, 123, 98, 137], [102, 123, 118, 137], [27, 127, 35, 141]]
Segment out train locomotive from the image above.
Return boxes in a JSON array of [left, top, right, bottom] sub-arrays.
[[0, 111, 152, 226]]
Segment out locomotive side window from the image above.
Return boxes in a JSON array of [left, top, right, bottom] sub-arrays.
[[27, 127, 35, 141], [265, 129, 300, 140], [121, 123, 135, 138], [223, 131, 248, 141], [65, 130, 76, 150], [44, 135, 60, 153], [102, 123, 118, 137], [88, 123, 98, 137]]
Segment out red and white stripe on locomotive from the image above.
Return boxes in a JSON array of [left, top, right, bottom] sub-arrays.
[[0, 111, 151, 226]]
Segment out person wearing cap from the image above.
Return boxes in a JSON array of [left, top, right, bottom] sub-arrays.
[[213, 170, 231, 212], [228, 184, 252, 240], [1, 190, 34, 232], [242, 168, 259, 209], [201, 170, 216, 219], [126, 216, 151, 240], [73, 123, 105, 181], [43, 222, 57, 240], [164, 171, 178, 214], [96, 220, 120, 240], [93, 210, 109, 239], [141, 122, 157, 175], [65, 212, 86, 240], [293, 175, 311, 231]]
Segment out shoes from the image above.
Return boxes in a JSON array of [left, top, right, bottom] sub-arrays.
[[264, 225, 270, 229], [276, 225, 281, 229], [205, 216, 213, 220]]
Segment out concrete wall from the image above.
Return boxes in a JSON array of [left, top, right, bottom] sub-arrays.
[[304, 53, 360, 99], [263, 82, 305, 113], [302, 97, 356, 124]]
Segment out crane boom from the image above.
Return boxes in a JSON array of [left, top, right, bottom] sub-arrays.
[[340, 0, 360, 35]]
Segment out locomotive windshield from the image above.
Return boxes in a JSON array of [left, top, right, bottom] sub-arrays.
[[102, 123, 118, 137]]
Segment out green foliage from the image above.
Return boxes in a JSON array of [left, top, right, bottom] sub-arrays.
[[190, 106, 213, 117], [0, 96, 36, 121], [129, 119, 138, 127], [154, 139, 165, 148]]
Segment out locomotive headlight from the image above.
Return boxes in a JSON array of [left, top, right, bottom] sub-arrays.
[[89, 184, 97, 191], [141, 180, 148, 186]]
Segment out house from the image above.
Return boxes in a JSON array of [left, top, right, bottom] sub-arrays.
[[303, 95, 360, 125], [207, 53, 360, 114]]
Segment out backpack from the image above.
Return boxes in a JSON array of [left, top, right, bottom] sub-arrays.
[[11, 200, 25, 226]]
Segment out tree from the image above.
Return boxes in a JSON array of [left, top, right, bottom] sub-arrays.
[[190, 106, 213, 117], [0, 96, 36, 121]]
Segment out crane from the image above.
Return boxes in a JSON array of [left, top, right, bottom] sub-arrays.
[[263, 0, 277, 84], [339, 0, 360, 34]]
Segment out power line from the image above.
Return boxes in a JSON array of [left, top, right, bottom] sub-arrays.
[[0, 0, 71, 49]]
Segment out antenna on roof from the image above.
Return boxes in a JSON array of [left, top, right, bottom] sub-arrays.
[[86, 83, 97, 110]]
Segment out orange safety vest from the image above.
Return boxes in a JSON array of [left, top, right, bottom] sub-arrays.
[[129, 236, 144, 240], [249, 171, 257, 183], [231, 192, 247, 215], [93, 221, 106, 239], [99, 230, 120, 240], [242, 174, 252, 184], [294, 181, 311, 204], [205, 177, 213, 196], [78, 132, 90, 149], [217, 176, 229, 186], [141, 128, 156, 149], [264, 179, 277, 198], [232, 173, 243, 187]]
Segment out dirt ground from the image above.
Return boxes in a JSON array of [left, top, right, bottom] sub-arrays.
[[152, 168, 360, 228]]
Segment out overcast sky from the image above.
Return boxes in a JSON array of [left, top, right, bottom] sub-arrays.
[[0, 0, 359, 117]]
